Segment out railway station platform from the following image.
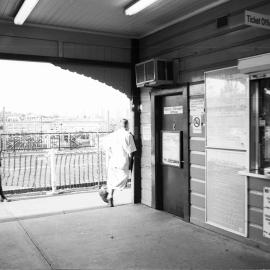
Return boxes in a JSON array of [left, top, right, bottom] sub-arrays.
[[0, 192, 270, 270]]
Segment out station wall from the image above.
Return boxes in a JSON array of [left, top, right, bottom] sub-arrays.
[[139, 0, 270, 250]]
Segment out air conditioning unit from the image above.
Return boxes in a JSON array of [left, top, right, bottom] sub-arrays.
[[135, 59, 173, 88]]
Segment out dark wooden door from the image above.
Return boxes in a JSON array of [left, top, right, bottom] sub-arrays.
[[157, 92, 189, 219]]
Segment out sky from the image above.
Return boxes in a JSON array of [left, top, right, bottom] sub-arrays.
[[0, 59, 130, 118]]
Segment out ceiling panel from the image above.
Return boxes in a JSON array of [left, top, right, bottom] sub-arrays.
[[0, 0, 230, 38], [0, 0, 21, 18]]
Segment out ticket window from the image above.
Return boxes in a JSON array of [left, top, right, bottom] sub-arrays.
[[250, 77, 270, 173]]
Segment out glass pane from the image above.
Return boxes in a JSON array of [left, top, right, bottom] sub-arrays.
[[206, 148, 247, 236], [259, 78, 270, 169], [205, 67, 249, 150]]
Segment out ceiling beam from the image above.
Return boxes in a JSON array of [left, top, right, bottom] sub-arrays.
[[141, 0, 231, 38]]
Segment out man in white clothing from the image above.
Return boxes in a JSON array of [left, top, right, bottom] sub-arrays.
[[104, 119, 136, 207]]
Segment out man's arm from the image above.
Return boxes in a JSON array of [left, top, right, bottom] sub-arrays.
[[129, 152, 135, 172], [128, 133, 136, 172]]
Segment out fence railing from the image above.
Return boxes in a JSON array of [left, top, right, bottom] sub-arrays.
[[0, 131, 109, 152], [0, 132, 110, 194]]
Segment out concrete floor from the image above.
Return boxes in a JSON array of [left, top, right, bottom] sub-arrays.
[[0, 189, 131, 222], [0, 194, 270, 269]]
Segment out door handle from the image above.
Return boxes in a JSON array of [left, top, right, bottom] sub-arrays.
[[180, 131, 184, 168]]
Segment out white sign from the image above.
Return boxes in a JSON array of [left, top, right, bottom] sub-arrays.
[[190, 98, 204, 115], [192, 115, 202, 134], [245, 10, 270, 30], [164, 106, 183, 115], [205, 67, 249, 150], [162, 132, 180, 167], [263, 187, 270, 239]]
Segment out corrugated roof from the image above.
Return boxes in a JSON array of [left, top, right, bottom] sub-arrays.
[[0, 0, 230, 38]]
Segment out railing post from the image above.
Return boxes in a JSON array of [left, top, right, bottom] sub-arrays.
[[58, 135, 61, 151], [97, 133, 100, 187], [47, 149, 57, 195]]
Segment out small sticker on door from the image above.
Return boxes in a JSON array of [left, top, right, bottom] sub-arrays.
[[192, 115, 202, 134], [164, 106, 183, 115]]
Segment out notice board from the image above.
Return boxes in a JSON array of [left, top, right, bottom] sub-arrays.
[[162, 131, 180, 167], [205, 67, 249, 237], [205, 67, 249, 150]]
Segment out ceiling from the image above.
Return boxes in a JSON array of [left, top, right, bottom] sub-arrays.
[[0, 0, 230, 38]]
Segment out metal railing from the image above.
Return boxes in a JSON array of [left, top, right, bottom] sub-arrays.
[[0, 131, 109, 152], [0, 132, 110, 194]]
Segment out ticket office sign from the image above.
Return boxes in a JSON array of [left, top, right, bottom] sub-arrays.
[[245, 10, 270, 30], [263, 187, 270, 239]]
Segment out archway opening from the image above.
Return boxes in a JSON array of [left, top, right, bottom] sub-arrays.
[[0, 59, 132, 210]]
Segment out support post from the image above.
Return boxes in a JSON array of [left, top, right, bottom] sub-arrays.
[[47, 149, 57, 195], [97, 133, 101, 188], [131, 39, 141, 204]]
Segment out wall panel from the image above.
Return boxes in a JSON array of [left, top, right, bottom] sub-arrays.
[[0, 35, 58, 57], [248, 178, 270, 246], [140, 88, 152, 206], [189, 84, 206, 223]]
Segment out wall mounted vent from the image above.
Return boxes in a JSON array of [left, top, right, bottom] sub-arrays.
[[217, 15, 228, 28], [135, 59, 173, 88]]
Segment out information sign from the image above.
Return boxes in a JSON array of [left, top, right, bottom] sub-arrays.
[[164, 106, 183, 115], [205, 67, 249, 150], [192, 115, 202, 134], [162, 131, 180, 167], [245, 10, 270, 30]]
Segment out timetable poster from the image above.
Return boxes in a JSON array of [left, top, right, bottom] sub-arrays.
[[162, 131, 180, 167], [205, 67, 249, 150]]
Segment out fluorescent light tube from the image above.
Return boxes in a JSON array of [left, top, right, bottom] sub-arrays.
[[14, 0, 40, 25], [125, 0, 159, 16]]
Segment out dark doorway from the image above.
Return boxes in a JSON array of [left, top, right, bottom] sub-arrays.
[[151, 87, 189, 221]]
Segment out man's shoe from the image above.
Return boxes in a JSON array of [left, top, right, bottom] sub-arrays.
[[108, 198, 114, 207], [98, 187, 108, 203], [1, 198, 10, 202]]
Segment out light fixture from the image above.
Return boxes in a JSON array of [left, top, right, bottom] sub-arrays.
[[125, 0, 159, 16], [14, 0, 40, 25]]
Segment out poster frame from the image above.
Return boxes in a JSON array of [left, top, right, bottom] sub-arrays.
[[204, 66, 249, 238], [161, 130, 181, 168]]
